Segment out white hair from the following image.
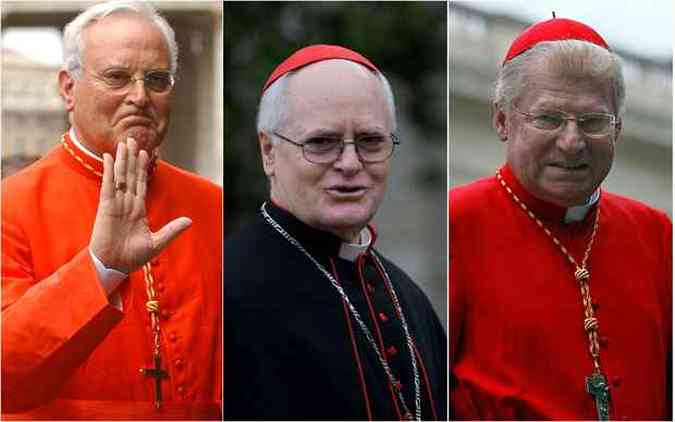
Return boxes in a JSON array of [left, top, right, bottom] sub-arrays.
[[62, 0, 178, 77], [257, 59, 398, 137], [494, 40, 625, 117]]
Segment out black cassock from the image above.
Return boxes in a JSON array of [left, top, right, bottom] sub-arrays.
[[224, 202, 447, 420]]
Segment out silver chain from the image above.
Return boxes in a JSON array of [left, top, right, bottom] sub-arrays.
[[261, 202, 421, 421]]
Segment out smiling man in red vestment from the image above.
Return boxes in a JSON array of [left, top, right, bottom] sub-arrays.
[[450, 17, 671, 420], [1, 1, 222, 419]]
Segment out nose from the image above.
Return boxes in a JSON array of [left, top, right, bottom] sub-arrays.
[[125, 78, 149, 107], [333, 141, 363, 174], [557, 119, 586, 156]]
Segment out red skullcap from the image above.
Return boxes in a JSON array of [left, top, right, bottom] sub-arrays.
[[503, 18, 609, 65], [262, 44, 379, 93]]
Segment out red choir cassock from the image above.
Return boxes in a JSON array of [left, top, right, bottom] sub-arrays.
[[2, 132, 222, 420], [450, 164, 672, 420]]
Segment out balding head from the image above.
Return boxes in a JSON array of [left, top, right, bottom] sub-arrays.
[[257, 59, 397, 136]]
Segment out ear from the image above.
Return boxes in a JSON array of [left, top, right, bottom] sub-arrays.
[[58, 69, 76, 112], [259, 132, 276, 177], [613, 118, 623, 144], [492, 102, 509, 143]]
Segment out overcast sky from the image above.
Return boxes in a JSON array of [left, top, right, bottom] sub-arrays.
[[457, 0, 673, 62]]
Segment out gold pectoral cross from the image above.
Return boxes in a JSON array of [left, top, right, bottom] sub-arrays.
[[586, 372, 611, 420], [140, 354, 169, 408]]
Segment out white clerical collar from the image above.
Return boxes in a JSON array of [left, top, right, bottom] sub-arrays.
[[338, 227, 372, 262], [564, 189, 600, 224], [69, 127, 103, 162]]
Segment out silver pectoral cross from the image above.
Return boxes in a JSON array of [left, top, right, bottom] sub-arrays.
[[586, 372, 611, 420]]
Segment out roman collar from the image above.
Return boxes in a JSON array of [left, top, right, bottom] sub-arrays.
[[262, 201, 375, 263], [498, 164, 600, 225]]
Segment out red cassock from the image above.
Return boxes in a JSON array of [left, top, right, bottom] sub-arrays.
[[2, 132, 222, 420], [450, 164, 672, 420]]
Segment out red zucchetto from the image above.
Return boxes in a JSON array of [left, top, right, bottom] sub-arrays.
[[262, 44, 379, 93], [503, 18, 610, 65]]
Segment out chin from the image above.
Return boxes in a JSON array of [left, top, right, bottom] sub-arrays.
[[121, 128, 162, 151], [318, 205, 375, 233], [543, 191, 592, 207], [539, 181, 592, 205]]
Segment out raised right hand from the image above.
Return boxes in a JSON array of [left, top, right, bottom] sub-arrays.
[[89, 138, 192, 273]]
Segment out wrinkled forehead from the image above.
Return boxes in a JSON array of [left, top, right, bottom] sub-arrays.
[[81, 13, 168, 58], [517, 61, 614, 111]]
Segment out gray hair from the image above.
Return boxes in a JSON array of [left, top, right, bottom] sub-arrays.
[[494, 40, 625, 117], [257, 59, 398, 137], [63, 0, 178, 77]]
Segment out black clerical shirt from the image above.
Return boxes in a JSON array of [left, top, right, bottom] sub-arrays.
[[224, 202, 447, 420]]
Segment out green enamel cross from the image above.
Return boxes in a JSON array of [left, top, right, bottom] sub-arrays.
[[586, 372, 611, 420]]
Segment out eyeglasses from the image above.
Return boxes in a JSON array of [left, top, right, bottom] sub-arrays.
[[513, 105, 617, 138], [81, 67, 175, 94], [272, 131, 400, 164]]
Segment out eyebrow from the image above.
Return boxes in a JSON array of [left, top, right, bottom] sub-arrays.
[[529, 103, 611, 114], [301, 127, 389, 138], [301, 129, 343, 139], [101, 66, 172, 73]]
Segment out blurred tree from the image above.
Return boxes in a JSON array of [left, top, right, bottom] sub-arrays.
[[225, 1, 446, 232]]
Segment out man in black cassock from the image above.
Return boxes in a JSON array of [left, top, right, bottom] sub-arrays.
[[223, 45, 446, 421]]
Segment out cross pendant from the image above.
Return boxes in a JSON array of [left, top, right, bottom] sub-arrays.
[[586, 372, 611, 420], [140, 354, 169, 408]]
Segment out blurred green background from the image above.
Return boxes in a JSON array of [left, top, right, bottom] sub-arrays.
[[225, 1, 448, 326]]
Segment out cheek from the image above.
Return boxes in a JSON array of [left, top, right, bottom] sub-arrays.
[[154, 97, 171, 122], [366, 165, 390, 200], [591, 143, 614, 171], [516, 133, 548, 164], [93, 95, 123, 123], [277, 155, 323, 196], [373, 165, 389, 186]]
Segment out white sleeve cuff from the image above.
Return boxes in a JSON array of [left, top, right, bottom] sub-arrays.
[[89, 249, 128, 297]]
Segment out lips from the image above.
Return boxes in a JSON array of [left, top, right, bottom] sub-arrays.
[[119, 113, 155, 127], [326, 185, 368, 199], [550, 162, 589, 171]]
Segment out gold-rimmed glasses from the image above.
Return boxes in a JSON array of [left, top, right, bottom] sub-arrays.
[[81, 67, 175, 94], [513, 105, 617, 138]]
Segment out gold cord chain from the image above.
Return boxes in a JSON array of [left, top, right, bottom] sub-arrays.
[[61, 134, 103, 177], [63, 133, 166, 405], [496, 169, 603, 373], [142, 263, 162, 358], [64, 134, 161, 358]]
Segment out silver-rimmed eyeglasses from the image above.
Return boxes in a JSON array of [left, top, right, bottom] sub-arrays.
[[81, 67, 175, 94], [272, 131, 400, 164], [513, 105, 618, 138]]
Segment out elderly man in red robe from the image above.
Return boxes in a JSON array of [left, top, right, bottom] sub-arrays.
[[450, 17, 671, 420], [1, 1, 222, 419]]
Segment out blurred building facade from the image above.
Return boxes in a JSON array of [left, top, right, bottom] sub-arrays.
[[450, 3, 672, 215], [2, 48, 65, 159], [1, 1, 223, 184]]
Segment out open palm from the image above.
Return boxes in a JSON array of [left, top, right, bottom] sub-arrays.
[[90, 138, 191, 274]]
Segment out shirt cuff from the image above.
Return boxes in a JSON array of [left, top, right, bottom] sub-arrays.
[[89, 248, 128, 296]]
